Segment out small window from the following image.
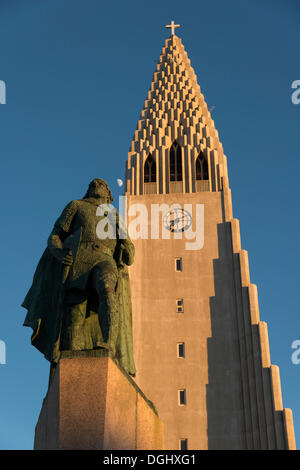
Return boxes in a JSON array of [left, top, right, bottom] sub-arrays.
[[196, 151, 209, 180], [175, 257, 182, 272], [170, 140, 182, 182], [179, 439, 188, 450], [176, 299, 184, 313], [144, 153, 156, 183], [178, 389, 186, 406], [177, 342, 185, 358]]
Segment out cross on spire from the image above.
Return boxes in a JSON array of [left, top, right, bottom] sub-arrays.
[[165, 20, 180, 36]]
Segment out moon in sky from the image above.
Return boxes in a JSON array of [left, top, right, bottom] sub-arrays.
[[117, 179, 123, 187]]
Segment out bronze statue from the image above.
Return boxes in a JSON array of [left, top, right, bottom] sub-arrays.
[[22, 178, 136, 377]]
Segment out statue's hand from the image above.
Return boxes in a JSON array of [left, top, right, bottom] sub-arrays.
[[61, 249, 73, 267], [118, 240, 134, 266]]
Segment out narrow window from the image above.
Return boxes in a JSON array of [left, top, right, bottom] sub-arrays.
[[144, 154, 156, 183], [178, 389, 186, 406], [170, 140, 182, 182], [179, 439, 188, 450], [175, 258, 182, 272], [176, 299, 184, 313], [195, 151, 208, 180], [177, 342, 185, 358]]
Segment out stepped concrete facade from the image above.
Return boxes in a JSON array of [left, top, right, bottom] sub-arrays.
[[124, 33, 296, 450]]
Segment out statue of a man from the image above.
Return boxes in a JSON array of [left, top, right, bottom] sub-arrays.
[[22, 178, 136, 377]]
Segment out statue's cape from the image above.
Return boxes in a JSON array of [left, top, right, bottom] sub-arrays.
[[22, 248, 63, 363], [22, 249, 136, 376]]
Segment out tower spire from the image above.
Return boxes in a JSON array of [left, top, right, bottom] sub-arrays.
[[126, 34, 223, 196]]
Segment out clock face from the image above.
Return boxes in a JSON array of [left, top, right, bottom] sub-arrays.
[[163, 208, 192, 233]]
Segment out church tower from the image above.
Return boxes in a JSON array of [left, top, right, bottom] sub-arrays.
[[124, 24, 296, 450]]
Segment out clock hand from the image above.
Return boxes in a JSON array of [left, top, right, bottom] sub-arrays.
[[169, 216, 184, 232]]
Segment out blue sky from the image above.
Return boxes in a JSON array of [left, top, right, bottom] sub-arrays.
[[0, 0, 299, 449]]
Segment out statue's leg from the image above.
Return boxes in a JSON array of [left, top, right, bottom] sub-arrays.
[[92, 261, 118, 356], [60, 296, 89, 351], [48, 295, 88, 389]]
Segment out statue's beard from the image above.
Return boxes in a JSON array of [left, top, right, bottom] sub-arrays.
[[86, 194, 110, 204]]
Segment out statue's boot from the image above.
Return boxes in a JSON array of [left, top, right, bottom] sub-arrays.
[[97, 287, 119, 357], [61, 301, 88, 350], [95, 272, 119, 357]]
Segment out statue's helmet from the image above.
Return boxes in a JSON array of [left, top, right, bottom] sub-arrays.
[[83, 178, 113, 202]]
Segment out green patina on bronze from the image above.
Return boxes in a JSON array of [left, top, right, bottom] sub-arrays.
[[22, 178, 136, 376]]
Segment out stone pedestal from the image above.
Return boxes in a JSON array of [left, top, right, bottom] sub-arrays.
[[34, 350, 164, 450]]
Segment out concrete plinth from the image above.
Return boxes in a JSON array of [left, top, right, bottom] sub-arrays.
[[34, 350, 164, 450]]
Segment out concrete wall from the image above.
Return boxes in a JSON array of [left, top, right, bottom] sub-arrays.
[[127, 190, 296, 450]]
